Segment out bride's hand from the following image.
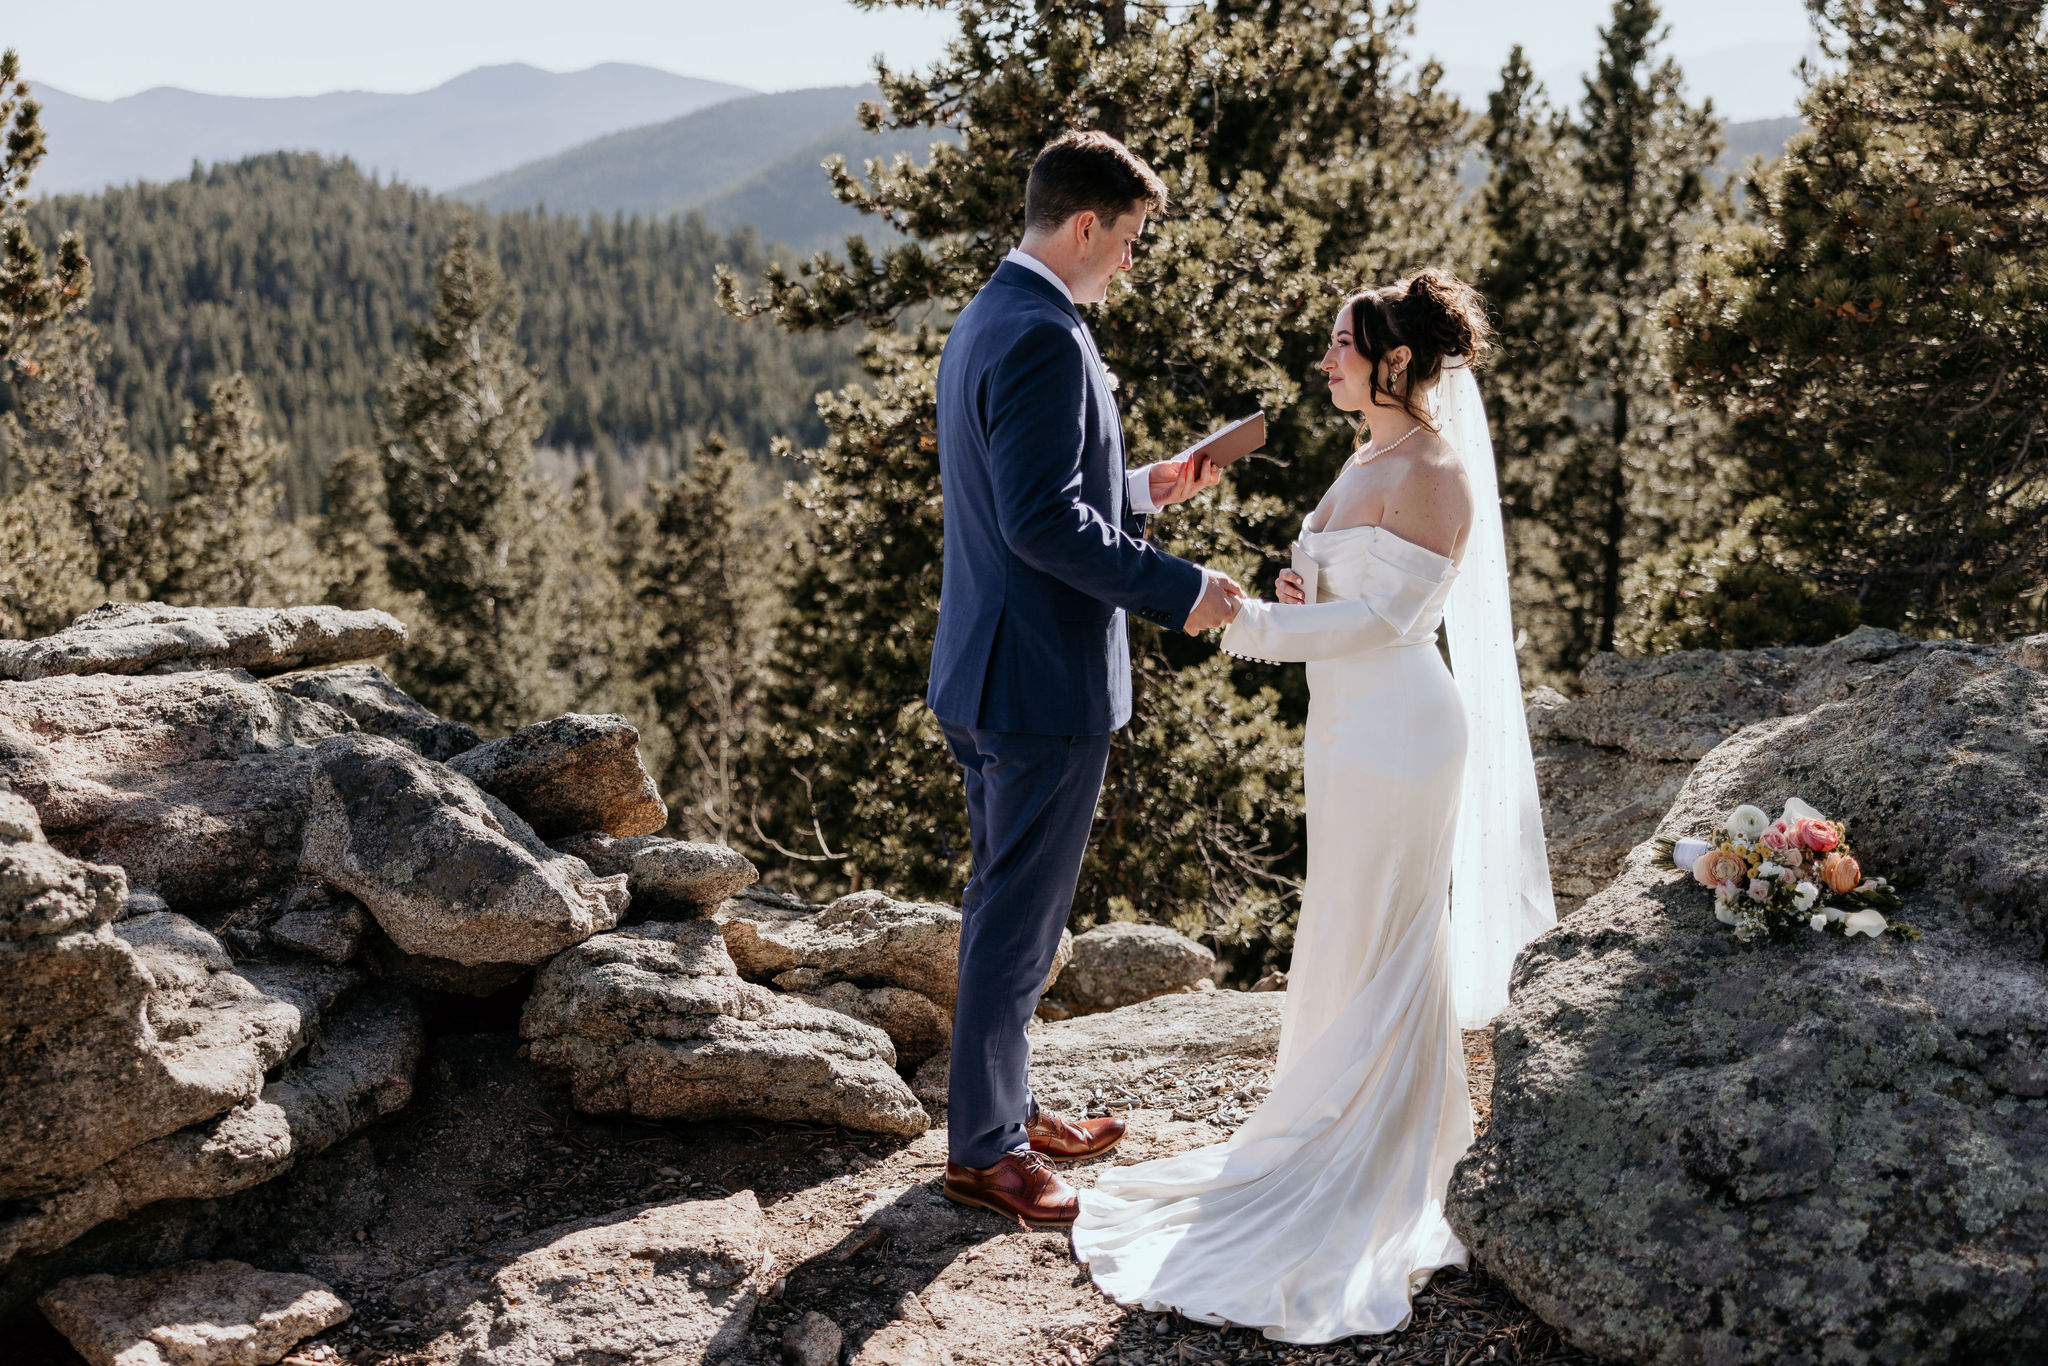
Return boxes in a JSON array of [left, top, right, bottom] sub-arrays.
[[1277, 569, 1307, 605]]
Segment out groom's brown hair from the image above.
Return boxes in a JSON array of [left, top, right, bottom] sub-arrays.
[[1025, 131, 1168, 232]]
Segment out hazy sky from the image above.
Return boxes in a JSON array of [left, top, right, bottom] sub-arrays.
[[12, 0, 1819, 120]]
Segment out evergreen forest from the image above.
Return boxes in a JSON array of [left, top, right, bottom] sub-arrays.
[[13, 153, 861, 515], [1, 0, 2040, 980]]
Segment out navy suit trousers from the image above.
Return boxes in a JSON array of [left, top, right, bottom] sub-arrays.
[[939, 720, 1112, 1168]]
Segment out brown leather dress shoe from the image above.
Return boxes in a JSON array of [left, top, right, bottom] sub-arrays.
[[942, 1150, 1079, 1225], [1027, 1107, 1127, 1161]]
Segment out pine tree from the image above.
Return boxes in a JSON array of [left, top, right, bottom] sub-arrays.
[[0, 50, 89, 370], [0, 51, 123, 637], [154, 373, 290, 605], [1647, 0, 2048, 647], [725, 0, 1470, 963], [378, 228, 557, 732], [544, 468, 652, 737], [316, 447, 398, 612], [0, 319, 149, 631], [625, 436, 777, 846], [1473, 1, 1728, 679], [1473, 49, 1586, 687]]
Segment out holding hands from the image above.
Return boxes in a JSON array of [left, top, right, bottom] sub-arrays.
[[1186, 567, 1245, 635]]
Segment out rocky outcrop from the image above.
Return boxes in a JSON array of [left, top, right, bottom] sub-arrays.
[[2, 984, 423, 1265], [270, 663, 479, 762], [1451, 645, 2048, 1365], [0, 670, 350, 907], [715, 888, 1072, 1069], [914, 988, 1285, 1110], [0, 605, 813, 1313], [0, 752, 425, 1278], [1525, 626, 2030, 913], [522, 921, 930, 1136], [408, 1191, 770, 1366], [301, 735, 629, 967], [0, 602, 404, 681], [40, 1260, 351, 1366], [1049, 921, 1216, 1014], [551, 831, 758, 916], [3, 892, 354, 1201], [0, 670, 630, 973], [718, 889, 966, 1007], [446, 713, 666, 839], [792, 981, 952, 1071]]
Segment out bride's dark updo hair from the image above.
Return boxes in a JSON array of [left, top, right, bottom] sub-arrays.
[[1346, 267, 1495, 428]]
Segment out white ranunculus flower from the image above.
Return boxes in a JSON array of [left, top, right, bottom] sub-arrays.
[[1673, 837, 1711, 872], [1758, 861, 1786, 879], [1843, 909, 1888, 938], [1727, 805, 1770, 839], [1716, 903, 1739, 926], [1809, 912, 1828, 931], [1782, 797, 1828, 825], [1793, 881, 1820, 912]]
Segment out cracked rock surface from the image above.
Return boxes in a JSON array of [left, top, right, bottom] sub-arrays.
[[40, 1259, 350, 1366], [1453, 647, 2048, 1365], [551, 831, 758, 916], [1050, 921, 1216, 1015], [445, 713, 666, 839], [0, 602, 404, 681], [522, 921, 930, 1136], [405, 1191, 771, 1366]]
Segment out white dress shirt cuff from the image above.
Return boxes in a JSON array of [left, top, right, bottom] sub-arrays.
[[1126, 465, 1162, 516]]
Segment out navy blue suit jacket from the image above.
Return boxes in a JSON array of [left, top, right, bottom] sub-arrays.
[[927, 261, 1205, 736]]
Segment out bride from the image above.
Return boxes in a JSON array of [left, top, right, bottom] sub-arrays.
[[1070, 268, 1557, 1343]]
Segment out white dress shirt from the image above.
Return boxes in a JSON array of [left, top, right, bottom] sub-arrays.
[[1000, 247, 1214, 623]]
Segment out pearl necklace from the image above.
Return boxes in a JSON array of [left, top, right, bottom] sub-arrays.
[[1353, 423, 1425, 465]]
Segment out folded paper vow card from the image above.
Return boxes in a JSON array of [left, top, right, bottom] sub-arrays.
[[1290, 540, 1320, 606], [1176, 411, 1268, 475]]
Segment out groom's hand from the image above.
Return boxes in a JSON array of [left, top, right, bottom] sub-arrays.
[[1148, 453, 1224, 508], [1184, 568, 1244, 634]]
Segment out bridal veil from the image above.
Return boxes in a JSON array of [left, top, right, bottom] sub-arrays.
[[1436, 362, 1557, 1028]]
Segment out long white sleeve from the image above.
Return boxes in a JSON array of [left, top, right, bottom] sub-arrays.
[[1126, 465, 1161, 515], [1218, 560, 1447, 663]]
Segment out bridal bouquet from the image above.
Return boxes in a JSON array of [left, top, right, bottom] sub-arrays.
[[1657, 798, 1913, 946]]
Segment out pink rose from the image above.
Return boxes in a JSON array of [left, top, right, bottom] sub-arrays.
[[1761, 822, 1790, 851], [1749, 879, 1772, 902], [1694, 850, 1747, 889], [1798, 819, 1840, 852]]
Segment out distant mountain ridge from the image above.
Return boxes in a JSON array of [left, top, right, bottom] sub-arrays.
[[29, 63, 752, 194], [455, 85, 953, 256]]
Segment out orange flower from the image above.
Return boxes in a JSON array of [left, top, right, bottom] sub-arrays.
[[1694, 849, 1747, 889], [1820, 852, 1863, 895]]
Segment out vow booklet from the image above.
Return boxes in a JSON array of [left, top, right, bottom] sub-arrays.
[[1290, 541, 1320, 606], [1175, 410, 1268, 475]]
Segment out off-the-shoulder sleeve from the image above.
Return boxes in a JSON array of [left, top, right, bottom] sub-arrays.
[[1219, 554, 1448, 663]]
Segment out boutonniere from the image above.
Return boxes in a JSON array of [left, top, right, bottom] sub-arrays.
[[1103, 369, 1120, 392]]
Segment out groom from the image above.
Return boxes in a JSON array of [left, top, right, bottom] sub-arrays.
[[930, 131, 1242, 1225]]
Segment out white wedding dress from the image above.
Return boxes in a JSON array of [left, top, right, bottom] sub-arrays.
[[1071, 365, 1555, 1343]]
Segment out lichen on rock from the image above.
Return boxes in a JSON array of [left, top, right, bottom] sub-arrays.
[[1452, 646, 2048, 1365]]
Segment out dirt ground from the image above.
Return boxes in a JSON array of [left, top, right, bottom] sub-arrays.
[[21, 1021, 1596, 1366]]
